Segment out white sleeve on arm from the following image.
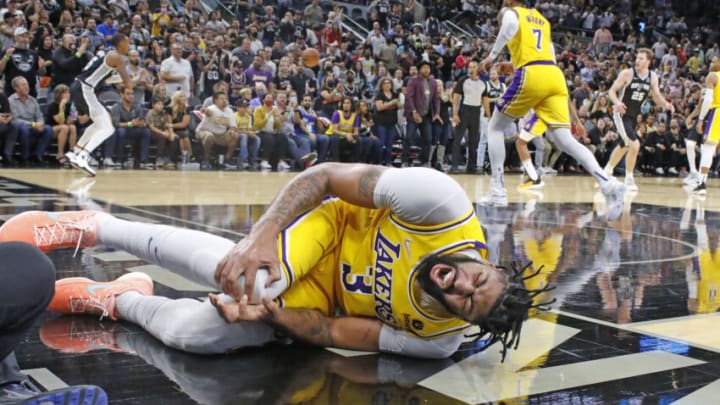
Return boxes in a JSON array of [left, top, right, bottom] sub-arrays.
[[489, 10, 519, 60], [699, 87, 714, 120], [378, 324, 464, 359], [373, 167, 473, 226]]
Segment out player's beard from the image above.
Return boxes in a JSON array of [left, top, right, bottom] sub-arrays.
[[15, 42, 28, 50], [413, 253, 465, 319]]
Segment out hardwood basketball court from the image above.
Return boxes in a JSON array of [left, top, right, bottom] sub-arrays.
[[3, 168, 720, 404]]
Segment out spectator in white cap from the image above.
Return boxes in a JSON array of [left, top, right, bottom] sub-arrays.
[[0, 27, 41, 98], [0, 0, 24, 24]]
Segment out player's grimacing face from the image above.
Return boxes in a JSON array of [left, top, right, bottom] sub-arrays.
[[429, 257, 507, 323]]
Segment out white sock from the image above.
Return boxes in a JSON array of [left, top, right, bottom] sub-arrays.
[[522, 159, 539, 181], [686, 140, 697, 173]]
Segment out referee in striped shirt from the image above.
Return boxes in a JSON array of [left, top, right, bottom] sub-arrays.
[[451, 60, 488, 174]]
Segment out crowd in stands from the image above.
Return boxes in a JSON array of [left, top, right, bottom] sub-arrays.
[[0, 0, 717, 175]]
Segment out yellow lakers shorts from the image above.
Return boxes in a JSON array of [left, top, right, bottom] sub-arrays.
[[704, 108, 720, 144], [496, 61, 570, 129]]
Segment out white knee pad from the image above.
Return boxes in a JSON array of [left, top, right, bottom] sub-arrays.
[[519, 129, 540, 142]]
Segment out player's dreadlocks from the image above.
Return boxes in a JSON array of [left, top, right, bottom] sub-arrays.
[[465, 262, 555, 362], [414, 254, 554, 362]]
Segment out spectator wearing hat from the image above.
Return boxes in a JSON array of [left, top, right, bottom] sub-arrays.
[[0, 12, 18, 51], [0, 27, 41, 98], [51, 34, 91, 89], [0, 0, 24, 24], [403, 60, 440, 167], [234, 99, 259, 170]]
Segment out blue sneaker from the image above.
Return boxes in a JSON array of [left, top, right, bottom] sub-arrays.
[[0, 382, 107, 405]]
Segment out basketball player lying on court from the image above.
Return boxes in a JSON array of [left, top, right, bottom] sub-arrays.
[[0, 163, 550, 360]]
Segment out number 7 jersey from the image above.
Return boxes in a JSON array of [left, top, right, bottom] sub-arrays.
[[507, 7, 555, 68]]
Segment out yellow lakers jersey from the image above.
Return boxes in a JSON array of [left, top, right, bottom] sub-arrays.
[[329, 112, 357, 136], [335, 204, 487, 338], [235, 112, 253, 132], [695, 249, 720, 313], [277, 199, 487, 338], [507, 7, 555, 68], [711, 72, 720, 109]]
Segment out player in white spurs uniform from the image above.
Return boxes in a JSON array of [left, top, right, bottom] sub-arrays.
[[66, 33, 132, 176]]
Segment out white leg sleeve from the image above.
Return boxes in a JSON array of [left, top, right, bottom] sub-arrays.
[[95, 212, 288, 300], [700, 143, 716, 171], [488, 112, 515, 178], [116, 291, 273, 354], [75, 88, 116, 154], [686, 139, 697, 173]]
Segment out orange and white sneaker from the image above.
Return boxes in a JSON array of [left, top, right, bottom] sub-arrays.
[[39, 316, 123, 353], [0, 210, 98, 254], [48, 272, 153, 320]]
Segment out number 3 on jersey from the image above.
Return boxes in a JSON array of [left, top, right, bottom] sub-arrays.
[[341, 263, 372, 295], [531, 29, 543, 51]]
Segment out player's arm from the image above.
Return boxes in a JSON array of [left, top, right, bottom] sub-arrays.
[[650, 71, 674, 113], [608, 69, 632, 114], [215, 164, 471, 298], [106, 51, 132, 88], [482, 8, 518, 69], [568, 98, 586, 136], [698, 72, 717, 122], [210, 295, 463, 359]]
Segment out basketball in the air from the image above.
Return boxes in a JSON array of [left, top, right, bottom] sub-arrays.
[[302, 48, 321, 68], [497, 62, 515, 75]]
